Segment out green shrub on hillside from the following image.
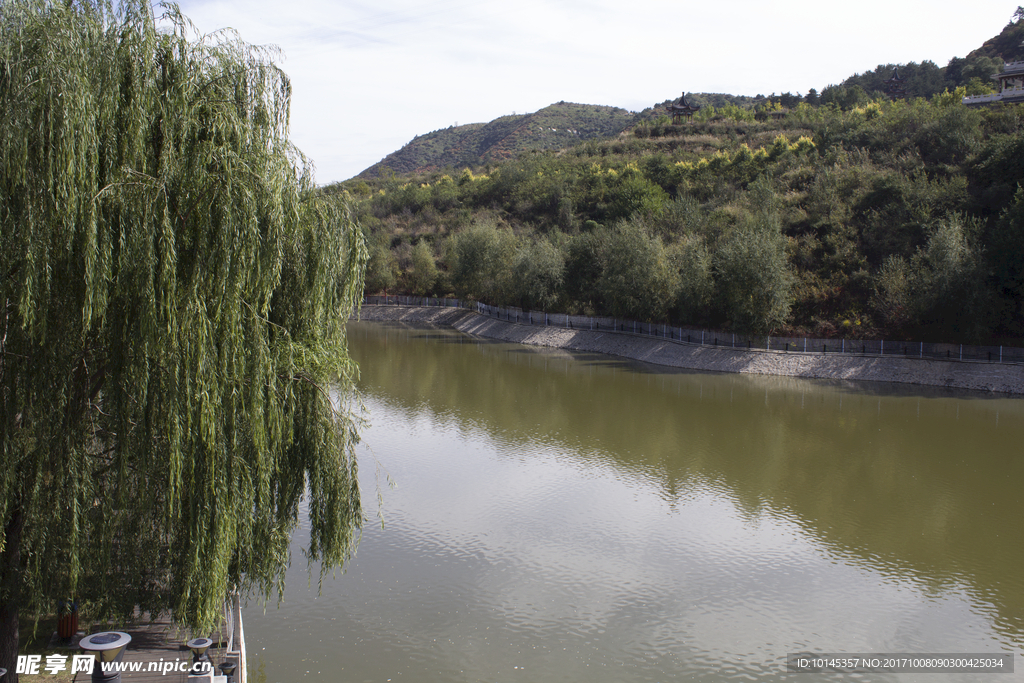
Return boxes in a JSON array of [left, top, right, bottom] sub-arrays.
[[408, 240, 439, 295], [598, 220, 680, 322], [714, 213, 794, 334], [448, 221, 519, 303], [511, 239, 565, 312]]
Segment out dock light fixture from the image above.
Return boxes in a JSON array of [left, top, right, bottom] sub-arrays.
[[186, 637, 214, 674], [220, 658, 238, 683], [79, 631, 131, 683]]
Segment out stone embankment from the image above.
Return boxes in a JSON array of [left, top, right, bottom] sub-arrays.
[[353, 305, 1024, 395]]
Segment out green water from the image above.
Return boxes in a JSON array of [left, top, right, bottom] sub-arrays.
[[244, 321, 1024, 682]]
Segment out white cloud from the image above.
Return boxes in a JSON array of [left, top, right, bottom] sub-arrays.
[[172, 0, 1015, 183]]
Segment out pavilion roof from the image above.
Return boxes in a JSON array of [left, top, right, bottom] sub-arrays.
[[999, 61, 1024, 77], [669, 94, 700, 112]]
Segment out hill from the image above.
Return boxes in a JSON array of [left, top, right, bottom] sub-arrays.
[[338, 10, 1024, 345], [358, 96, 774, 179], [967, 8, 1024, 63], [357, 102, 638, 178]]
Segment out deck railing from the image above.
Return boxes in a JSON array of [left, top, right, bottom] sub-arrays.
[[223, 592, 246, 683]]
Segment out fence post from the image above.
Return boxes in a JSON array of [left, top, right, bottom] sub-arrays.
[[881, 340, 884, 356], [960, 344, 963, 361], [1000, 346, 1003, 363], [701, 330, 704, 345], [920, 342, 923, 358], [767, 335, 770, 351]]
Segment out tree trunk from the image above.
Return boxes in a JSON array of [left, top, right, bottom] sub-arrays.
[[0, 601, 18, 683], [0, 508, 24, 683]]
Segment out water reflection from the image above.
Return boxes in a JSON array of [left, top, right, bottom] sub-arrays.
[[244, 321, 1024, 683]]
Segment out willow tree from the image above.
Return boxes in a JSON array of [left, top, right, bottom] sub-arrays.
[[0, 2, 366, 678]]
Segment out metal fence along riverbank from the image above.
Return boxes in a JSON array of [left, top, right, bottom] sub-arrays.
[[362, 295, 1024, 366]]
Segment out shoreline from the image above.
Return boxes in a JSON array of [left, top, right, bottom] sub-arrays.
[[352, 305, 1024, 395]]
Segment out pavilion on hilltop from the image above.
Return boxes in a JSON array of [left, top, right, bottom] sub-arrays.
[[668, 92, 701, 123]]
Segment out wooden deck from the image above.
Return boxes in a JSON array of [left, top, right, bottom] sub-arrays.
[[59, 614, 232, 683]]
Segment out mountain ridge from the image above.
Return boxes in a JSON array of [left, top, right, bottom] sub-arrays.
[[357, 102, 637, 179]]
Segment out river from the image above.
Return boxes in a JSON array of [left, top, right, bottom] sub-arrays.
[[243, 321, 1024, 682]]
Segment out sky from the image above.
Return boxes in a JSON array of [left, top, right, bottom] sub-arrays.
[[171, 0, 1017, 184]]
